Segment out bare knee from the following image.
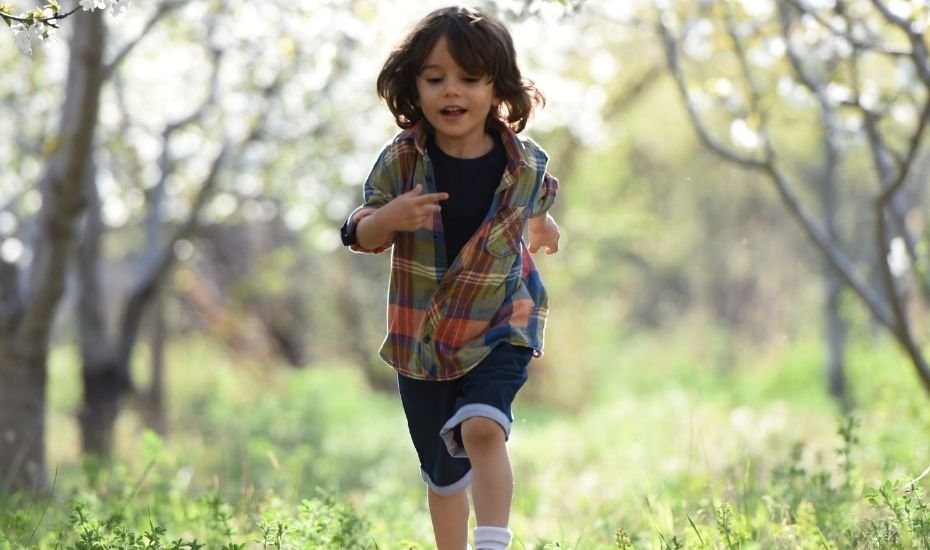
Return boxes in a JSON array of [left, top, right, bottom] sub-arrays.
[[428, 486, 468, 503], [461, 417, 505, 451]]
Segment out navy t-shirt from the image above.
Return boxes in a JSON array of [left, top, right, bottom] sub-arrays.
[[428, 132, 506, 267]]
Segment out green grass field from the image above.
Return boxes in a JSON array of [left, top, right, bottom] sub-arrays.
[[2, 329, 929, 549]]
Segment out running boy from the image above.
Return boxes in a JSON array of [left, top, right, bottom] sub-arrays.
[[340, 6, 560, 549]]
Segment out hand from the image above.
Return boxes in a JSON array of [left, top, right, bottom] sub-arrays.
[[528, 213, 560, 255], [376, 184, 448, 232]]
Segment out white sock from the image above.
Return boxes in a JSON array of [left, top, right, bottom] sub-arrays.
[[474, 526, 512, 550]]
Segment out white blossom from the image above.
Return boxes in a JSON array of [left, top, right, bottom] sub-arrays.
[[10, 23, 31, 55], [887, 237, 910, 277], [10, 0, 127, 55], [39, 9, 57, 42], [80, 0, 107, 10], [10, 22, 44, 56], [730, 118, 762, 150], [107, 0, 132, 16]]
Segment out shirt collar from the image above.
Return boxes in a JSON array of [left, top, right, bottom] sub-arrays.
[[399, 119, 527, 183]]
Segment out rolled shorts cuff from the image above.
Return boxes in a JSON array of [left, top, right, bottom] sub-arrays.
[[421, 467, 472, 496], [439, 403, 512, 458]]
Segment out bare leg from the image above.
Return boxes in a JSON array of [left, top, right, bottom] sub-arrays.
[[461, 417, 512, 527], [428, 487, 470, 550]]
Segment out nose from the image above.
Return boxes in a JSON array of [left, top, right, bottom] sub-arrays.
[[443, 81, 461, 97]]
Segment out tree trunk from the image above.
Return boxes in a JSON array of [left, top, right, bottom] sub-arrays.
[[0, 10, 106, 492], [78, 360, 131, 456], [825, 274, 849, 404], [0, 349, 47, 493], [143, 294, 168, 436]]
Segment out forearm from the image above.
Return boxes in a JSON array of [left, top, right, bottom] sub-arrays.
[[355, 208, 395, 250]]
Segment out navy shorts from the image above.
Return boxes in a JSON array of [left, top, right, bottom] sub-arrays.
[[397, 343, 532, 496]]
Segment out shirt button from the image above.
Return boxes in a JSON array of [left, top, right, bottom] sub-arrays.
[[423, 335, 432, 344], [433, 233, 439, 240]]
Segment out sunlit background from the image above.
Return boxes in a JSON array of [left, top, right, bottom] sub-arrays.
[[2, 0, 930, 547]]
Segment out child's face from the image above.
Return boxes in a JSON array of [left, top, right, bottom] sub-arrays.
[[416, 35, 499, 156]]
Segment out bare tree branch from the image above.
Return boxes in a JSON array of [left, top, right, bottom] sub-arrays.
[[658, 18, 766, 168], [117, 142, 229, 366], [0, 5, 81, 26], [869, 0, 930, 85], [142, 46, 222, 270], [722, 3, 768, 129], [782, 0, 911, 57], [664, 2, 930, 390], [870, 93, 930, 390], [847, 24, 930, 301], [102, 0, 189, 81], [789, 1, 851, 399], [113, 48, 225, 371], [659, 11, 897, 328], [603, 64, 664, 117]]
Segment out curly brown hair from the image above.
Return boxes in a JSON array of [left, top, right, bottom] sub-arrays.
[[376, 5, 544, 134]]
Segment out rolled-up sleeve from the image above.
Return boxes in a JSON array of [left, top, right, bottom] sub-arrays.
[[530, 171, 559, 218], [346, 144, 399, 254]]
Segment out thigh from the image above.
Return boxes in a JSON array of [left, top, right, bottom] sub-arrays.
[[458, 343, 532, 421], [397, 374, 472, 493], [440, 343, 533, 455]]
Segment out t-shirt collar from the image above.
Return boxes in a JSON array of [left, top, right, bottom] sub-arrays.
[[400, 119, 526, 182]]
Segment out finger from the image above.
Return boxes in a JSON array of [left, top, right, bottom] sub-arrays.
[[415, 192, 449, 204], [405, 184, 424, 196], [546, 244, 558, 254], [529, 244, 540, 254]]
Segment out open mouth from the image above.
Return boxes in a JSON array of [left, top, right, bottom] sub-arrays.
[[441, 106, 466, 116]]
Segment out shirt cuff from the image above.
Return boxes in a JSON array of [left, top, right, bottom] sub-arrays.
[[348, 207, 395, 254]]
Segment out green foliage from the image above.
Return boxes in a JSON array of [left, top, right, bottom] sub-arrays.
[[0, 487, 373, 549], [4, 334, 929, 549], [862, 480, 930, 549], [614, 528, 635, 550]]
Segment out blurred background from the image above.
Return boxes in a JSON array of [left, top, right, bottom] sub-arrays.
[[2, 0, 930, 547]]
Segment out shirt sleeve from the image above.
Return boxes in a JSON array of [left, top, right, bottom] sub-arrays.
[[530, 170, 559, 218], [346, 143, 400, 254]]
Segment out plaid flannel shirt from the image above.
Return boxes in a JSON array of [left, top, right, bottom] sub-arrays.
[[346, 120, 558, 380]]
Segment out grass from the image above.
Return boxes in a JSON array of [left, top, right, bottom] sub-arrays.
[[2, 330, 930, 548]]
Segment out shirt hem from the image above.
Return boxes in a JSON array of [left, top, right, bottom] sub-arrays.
[[381, 339, 541, 381]]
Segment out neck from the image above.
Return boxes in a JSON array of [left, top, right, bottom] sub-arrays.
[[433, 131, 495, 159]]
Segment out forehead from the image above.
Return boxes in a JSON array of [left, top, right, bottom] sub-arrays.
[[417, 33, 489, 76], [420, 36, 456, 69]]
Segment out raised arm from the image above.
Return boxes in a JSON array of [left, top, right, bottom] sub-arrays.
[[356, 184, 448, 249]]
